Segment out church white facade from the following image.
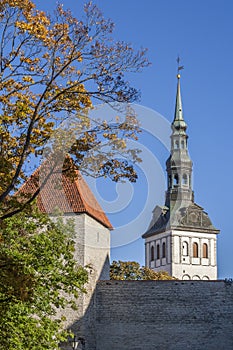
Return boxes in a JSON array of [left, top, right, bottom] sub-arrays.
[[145, 229, 217, 280], [142, 74, 219, 280]]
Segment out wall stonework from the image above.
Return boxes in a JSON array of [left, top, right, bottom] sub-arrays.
[[87, 280, 233, 350], [57, 213, 110, 350], [52, 213, 86, 333]]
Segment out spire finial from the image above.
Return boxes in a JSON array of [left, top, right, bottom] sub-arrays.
[[176, 55, 184, 78], [173, 57, 186, 128]]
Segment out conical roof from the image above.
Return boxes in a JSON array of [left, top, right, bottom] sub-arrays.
[[172, 74, 187, 131], [18, 162, 113, 229]]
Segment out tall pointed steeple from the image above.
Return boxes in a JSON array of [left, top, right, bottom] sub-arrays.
[[142, 69, 220, 281], [173, 74, 187, 131], [165, 73, 193, 210]]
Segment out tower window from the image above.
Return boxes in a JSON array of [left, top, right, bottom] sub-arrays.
[[175, 140, 179, 149], [203, 243, 208, 258], [182, 174, 188, 185], [181, 140, 185, 149], [173, 174, 179, 186], [150, 245, 155, 261], [168, 175, 172, 188], [193, 242, 199, 258], [156, 244, 160, 259], [162, 242, 166, 258], [182, 241, 189, 256]]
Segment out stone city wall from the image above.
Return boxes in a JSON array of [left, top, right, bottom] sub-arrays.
[[90, 280, 233, 350]]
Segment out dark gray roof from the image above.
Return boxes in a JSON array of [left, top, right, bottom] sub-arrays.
[[142, 202, 220, 238]]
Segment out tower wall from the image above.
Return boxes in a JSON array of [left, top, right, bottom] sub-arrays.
[[171, 230, 217, 280], [144, 229, 217, 280], [145, 231, 172, 276], [51, 213, 86, 333], [83, 214, 110, 311], [57, 213, 110, 350]]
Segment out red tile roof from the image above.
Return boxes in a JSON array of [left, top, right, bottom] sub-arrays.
[[19, 163, 113, 229]]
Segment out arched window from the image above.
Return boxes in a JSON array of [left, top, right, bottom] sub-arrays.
[[162, 242, 166, 258], [174, 140, 179, 149], [182, 274, 191, 280], [202, 276, 209, 280], [192, 275, 201, 280], [203, 243, 208, 258], [150, 246, 155, 261], [156, 244, 160, 259], [173, 174, 179, 186], [182, 241, 189, 256], [193, 242, 198, 258], [182, 174, 188, 185], [181, 140, 185, 149]]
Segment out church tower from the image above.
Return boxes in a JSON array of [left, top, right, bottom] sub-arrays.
[[142, 73, 220, 280]]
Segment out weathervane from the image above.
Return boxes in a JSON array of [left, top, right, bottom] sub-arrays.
[[176, 55, 184, 78]]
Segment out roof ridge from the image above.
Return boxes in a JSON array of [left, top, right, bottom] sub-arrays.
[[17, 159, 113, 229]]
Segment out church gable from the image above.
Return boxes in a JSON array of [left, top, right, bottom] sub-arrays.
[[174, 203, 220, 233]]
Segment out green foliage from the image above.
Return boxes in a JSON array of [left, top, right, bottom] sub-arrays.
[[0, 207, 88, 349], [110, 260, 142, 280], [141, 267, 177, 280], [110, 260, 176, 281]]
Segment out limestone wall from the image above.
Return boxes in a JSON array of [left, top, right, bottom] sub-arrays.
[[92, 280, 233, 350], [58, 213, 110, 350]]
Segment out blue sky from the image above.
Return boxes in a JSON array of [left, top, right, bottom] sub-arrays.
[[34, 0, 233, 278]]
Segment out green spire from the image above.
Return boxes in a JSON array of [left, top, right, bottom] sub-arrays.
[[172, 74, 187, 131]]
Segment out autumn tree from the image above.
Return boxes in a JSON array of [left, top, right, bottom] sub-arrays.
[[110, 260, 176, 280], [0, 1, 149, 347], [0, 206, 88, 350], [0, 0, 148, 219], [141, 266, 177, 280]]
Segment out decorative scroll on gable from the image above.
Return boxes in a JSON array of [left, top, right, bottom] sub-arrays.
[[178, 204, 212, 228], [172, 203, 219, 233]]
